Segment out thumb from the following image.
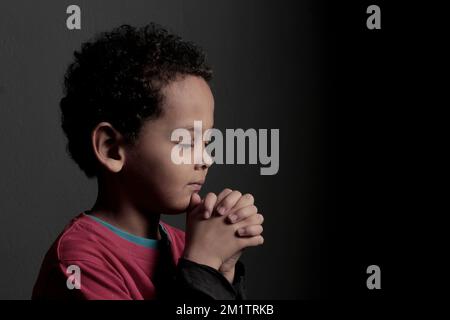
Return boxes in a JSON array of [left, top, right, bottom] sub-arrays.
[[187, 192, 202, 213]]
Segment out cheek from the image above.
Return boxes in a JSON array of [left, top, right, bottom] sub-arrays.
[[154, 161, 192, 188], [149, 164, 194, 213], [158, 162, 197, 208], [149, 145, 191, 183], [127, 146, 195, 212]]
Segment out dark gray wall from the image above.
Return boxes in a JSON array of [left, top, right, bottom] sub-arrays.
[[0, 0, 329, 299]]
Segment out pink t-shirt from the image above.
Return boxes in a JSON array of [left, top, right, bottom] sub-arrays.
[[32, 213, 186, 300]]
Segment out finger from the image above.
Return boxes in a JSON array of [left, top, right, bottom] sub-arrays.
[[211, 188, 232, 217], [236, 224, 263, 237], [230, 193, 255, 212], [235, 213, 264, 228], [215, 190, 242, 216], [227, 205, 258, 224], [185, 194, 205, 224], [239, 235, 264, 248], [187, 192, 202, 212], [203, 192, 218, 219], [215, 188, 233, 205]]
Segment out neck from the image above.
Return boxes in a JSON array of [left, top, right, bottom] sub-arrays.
[[89, 175, 162, 240]]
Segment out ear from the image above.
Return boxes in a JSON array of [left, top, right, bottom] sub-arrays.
[[91, 122, 127, 173]]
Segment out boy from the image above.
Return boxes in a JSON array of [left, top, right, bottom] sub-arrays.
[[32, 23, 264, 300]]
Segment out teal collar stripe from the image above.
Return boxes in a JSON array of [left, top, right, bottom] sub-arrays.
[[86, 214, 167, 249]]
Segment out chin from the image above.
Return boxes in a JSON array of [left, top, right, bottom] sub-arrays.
[[162, 196, 191, 215]]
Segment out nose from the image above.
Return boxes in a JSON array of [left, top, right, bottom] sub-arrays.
[[194, 147, 213, 170], [195, 163, 209, 170], [194, 158, 212, 171]]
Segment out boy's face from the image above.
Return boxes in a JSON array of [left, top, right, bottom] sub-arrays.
[[122, 75, 214, 214]]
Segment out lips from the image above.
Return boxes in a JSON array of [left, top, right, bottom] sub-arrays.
[[190, 180, 205, 185], [188, 184, 203, 192], [188, 180, 205, 191]]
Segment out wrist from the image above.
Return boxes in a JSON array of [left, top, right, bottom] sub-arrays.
[[183, 251, 222, 270], [220, 267, 235, 284]]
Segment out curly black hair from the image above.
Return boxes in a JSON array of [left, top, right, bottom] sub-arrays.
[[60, 23, 212, 178]]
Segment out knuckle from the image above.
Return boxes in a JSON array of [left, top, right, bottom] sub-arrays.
[[250, 213, 260, 223], [233, 208, 244, 218], [237, 206, 252, 217], [222, 198, 233, 208], [251, 225, 260, 233], [237, 227, 247, 236], [225, 191, 240, 206]]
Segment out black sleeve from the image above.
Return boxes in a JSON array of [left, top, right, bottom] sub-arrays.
[[173, 258, 247, 300]]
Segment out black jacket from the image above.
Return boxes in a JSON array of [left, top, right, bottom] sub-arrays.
[[153, 231, 246, 300]]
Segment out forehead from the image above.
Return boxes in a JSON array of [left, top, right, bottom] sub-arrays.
[[159, 75, 214, 129]]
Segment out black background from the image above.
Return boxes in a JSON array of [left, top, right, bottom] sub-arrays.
[[0, 0, 426, 302]]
